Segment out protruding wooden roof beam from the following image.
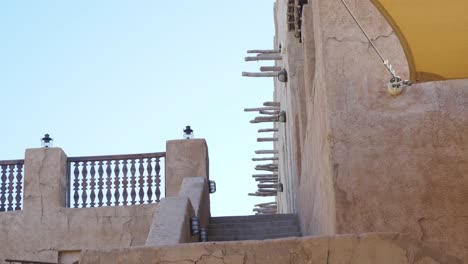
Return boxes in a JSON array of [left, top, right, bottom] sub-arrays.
[[258, 129, 279, 133], [252, 157, 279, 161], [247, 49, 280, 54], [260, 66, 282, 72], [263, 101, 280, 107], [255, 150, 278, 154], [242, 72, 278, 77], [244, 107, 280, 112], [245, 54, 282, 61]]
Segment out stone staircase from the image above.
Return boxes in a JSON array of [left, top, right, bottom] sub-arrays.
[[207, 214, 301, 241]]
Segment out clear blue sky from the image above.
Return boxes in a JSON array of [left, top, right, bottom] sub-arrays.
[[0, 1, 276, 216]]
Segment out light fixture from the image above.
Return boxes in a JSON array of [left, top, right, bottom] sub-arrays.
[[190, 217, 200, 236], [278, 69, 288, 82], [183, 125, 194, 139], [387, 76, 410, 96], [41, 134, 53, 148], [278, 111, 287, 123], [278, 183, 284, 192], [209, 180, 216, 194], [200, 227, 207, 242]]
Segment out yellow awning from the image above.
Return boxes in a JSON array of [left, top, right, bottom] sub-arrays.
[[370, 0, 468, 83]]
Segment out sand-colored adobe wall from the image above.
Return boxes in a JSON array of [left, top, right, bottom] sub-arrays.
[[0, 148, 157, 263], [274, 0, 468, 261], [0, 139, 210, 263], [79, 233, 462, 264]]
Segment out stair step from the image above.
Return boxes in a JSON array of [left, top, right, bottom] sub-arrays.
[[208, 220, 298, 230], [208, 232, 302, 241], [210, 214, 297, 224], [208, 225, 300, 236], [207, 214, 301, 242]]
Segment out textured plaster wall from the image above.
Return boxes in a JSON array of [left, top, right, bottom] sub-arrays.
[[79, 233, 462, 264], [145, 196, 195, 246], [0, 148, 156, 263], [274, 0, 468, 261], [274, 1, 308, 214], [0, 140, 210, 263], [165, 139, 209, 197], [274, 0, 336, 234], [145, 177, 209, 247]]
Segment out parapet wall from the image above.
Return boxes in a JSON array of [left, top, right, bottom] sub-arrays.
[[0, 148, 157, 263], [274, 0, 468, 261], [79, 233, 462, 264], [0, 139, 210, 264]]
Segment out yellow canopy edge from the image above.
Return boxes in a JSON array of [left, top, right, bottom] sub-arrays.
[[370, 0, 468, 83]]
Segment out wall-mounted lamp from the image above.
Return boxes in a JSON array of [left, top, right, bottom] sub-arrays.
[[278, 182, 284, 192], [387, 76, 410, 96], [190, 216, 200, 236], [200, 227, 207, 242], [278, 111, 287, 123], [183, 126, 194, 139], [209, 180, 216, 194], [278, 69, 288, 82], [41, 134, 53, 148]]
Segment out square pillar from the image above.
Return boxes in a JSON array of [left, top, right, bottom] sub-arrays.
[[165, 139, 209, 197], [23, 148, 68, 211]]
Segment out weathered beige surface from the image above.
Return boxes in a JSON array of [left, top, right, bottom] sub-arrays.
[[23, 148, 68, 210], [274, 0, 468, 261], [1, 140, 213, 263], [179, 177, 210, 229], [145, 196, 196, 246], [0, 148, 157, 263], [145, 177, 210, 247], [59, 250, 81, 264], [165, 139, 209, 197], [274, 0, 307, 214], [79, 233, 461, 264]]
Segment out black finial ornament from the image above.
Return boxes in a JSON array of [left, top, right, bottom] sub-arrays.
[[41, 134, 53, 148], [183, 126, 194, 139]]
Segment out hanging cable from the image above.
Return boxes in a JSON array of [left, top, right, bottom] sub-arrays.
[[339, 0, 411, 95], [340, 0, 387, 68]]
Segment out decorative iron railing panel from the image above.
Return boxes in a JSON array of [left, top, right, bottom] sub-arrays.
[[0, 160, 24, 212], [67, 152, 165, 208]]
